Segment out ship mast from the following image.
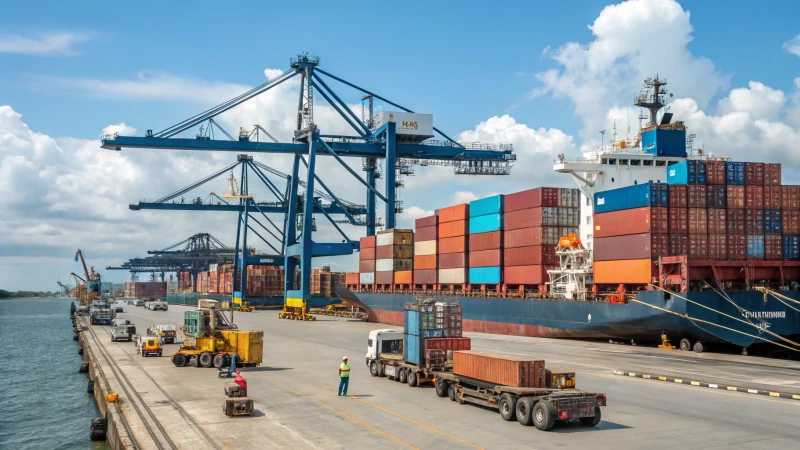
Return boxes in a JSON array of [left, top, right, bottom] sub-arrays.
[[634, 75, 668, 126]]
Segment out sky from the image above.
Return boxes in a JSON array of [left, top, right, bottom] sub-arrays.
[[2, 0, 800, 290]]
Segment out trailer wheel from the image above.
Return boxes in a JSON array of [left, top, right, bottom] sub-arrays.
[[370, 362, 379, 377], [516, 397, 533, 426], [448, 384, 456, 401], [533, 400, 556, 431], [198, 352, 214, 368], [398, 368, 407, 384], [679, 338, 692, 351], [693, 342, 705, 353], [406, 370, 418, 387], [579, 407, 602, 427], [499, 393, 517, 421], [172, 353, 187, 367], [435, 378, 449, 397], [213, 354, 227, 368]]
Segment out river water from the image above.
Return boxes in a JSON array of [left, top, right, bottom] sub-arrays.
[[0, 299, 109, 449]]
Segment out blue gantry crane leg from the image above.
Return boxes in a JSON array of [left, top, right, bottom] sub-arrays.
[[102, 53, 515, 320]]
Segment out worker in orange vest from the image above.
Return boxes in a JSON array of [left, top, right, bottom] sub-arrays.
[[338, 356, 350, 396]]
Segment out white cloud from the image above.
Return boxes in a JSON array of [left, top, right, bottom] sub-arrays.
[[450, 191, 478, 204], [718, 81, 786, 121], [397, 206, 435, 228], [0, 31, 92, 56], [784, 34, 800, 57], [535, 0, 727, 138]]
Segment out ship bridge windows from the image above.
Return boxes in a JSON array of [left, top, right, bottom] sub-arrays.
[[655, 160, 666, 166], [630, 159, 642, 166], [643, 160, 653, 166], [602, 158, 608, 164], [620, 159, 629, 165], [608, 158, 616, 165]]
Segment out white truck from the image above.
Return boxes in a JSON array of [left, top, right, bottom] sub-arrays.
[[111, 324, 136, 342], [364, 329, 436, 386], [150, 300, 169, 311]]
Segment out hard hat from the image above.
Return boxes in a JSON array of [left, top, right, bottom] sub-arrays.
[[342, 356, 348, 361]]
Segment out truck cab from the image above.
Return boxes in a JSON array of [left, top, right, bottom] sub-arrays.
[[148, 324, 177, 344], [111, 324, 136, 342], [366, 329, 403, 367], [135, 334, 162, 357], [151, 300, 168, 311]]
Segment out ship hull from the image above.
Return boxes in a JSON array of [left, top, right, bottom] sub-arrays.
[[340, 288, 800, 349]]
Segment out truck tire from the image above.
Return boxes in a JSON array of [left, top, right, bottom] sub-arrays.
[[172, 353, 187, 367], [370, 362, 379, 377], [448, 384, 456, 401], [533, 400, 556, 431], [406, 370, 418, 387], [199, 352, 214, 368], [579, 407, 602, 427], [516, 397, 533, 426], [213, 354, 227, 369], [499, 393, 517, 421], [398, 368, 407, 384], [693, 342, 705, 353], [679, 338, 692, 351], [435, 379, 449, 398]]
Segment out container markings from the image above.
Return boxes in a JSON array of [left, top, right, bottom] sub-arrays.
[[614, 371, 800, 402]]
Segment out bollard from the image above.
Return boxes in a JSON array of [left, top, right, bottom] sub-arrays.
[[87, 380, 95, 393], [89, 418, 107, 441]]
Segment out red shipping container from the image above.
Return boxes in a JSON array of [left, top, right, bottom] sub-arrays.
[[376, 244, 412, 259], [453, 352, 545, 388], [504, 246, 557, 266], [687, 185, 707, 208], [504, 187, 559, 212], [359, 260, 375, 273], [764, 185, 782, 209], [727, 185, 745, 209], [504, 227, 559, 248], [439, 236, 467, 254], [708, 234, 728, 260], [469, 231, 501, 251], [726, 209, 746, 235], [505, 207, 557, 230], [765, 163, 782, 186], [765, 235, 782, 260], [688, 234, 708, 259], [745, 185, 764, 210], [503, 265, 556, 285], [414, 255, 437, 270], [360, 235, 376, 249], [728, 235, 747, 260], [706, 185, 727, 209], [781, 185, 800, 210], [413, 269, 437, 285], [415, 215, 438, 228], [469, 249, 502, 267], [426, 337, 472, 352], [375, 271, 393, 285], [593, 207, 668, 238], [359, 248, 375, 261], [785, 210, 800, 235], [593, 233, 668, 261], [688, 208, 708, 234], [746, 162, 765, 185], [669, 208, 688, 234], [745, 209, 764, 235], [669, 234, 689, 256], [439, 220, 468, 238], [706, 160, 726, 185], [669, 184, 688, 208], [707, 209, 727, 234], [415, 226, 437, 242], [439, 253, 467, 269]]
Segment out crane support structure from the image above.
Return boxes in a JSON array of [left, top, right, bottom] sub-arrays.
[[102, 53, 516, 317]]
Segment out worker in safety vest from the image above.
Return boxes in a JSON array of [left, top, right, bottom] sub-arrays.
[[338, 356, 350, 396]]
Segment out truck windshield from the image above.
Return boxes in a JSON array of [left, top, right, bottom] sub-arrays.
[[381, 339, 402, 354]]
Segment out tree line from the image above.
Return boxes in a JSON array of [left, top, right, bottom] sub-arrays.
[[0, 290, 61, 299]]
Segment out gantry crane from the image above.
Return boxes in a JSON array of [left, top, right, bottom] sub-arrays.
[[74, 249, 102, 305], [102, 53, 516, 319]]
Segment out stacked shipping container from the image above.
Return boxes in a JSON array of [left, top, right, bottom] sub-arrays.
[[124, 282, 167, 299], [468, 195, 504, 285], [414, 215, 438, 286], [438, 204, 469, 284], [375, 229, 413, 285], [246, 265, 284, 297], [359, 235, 376, 285], [403, 302, 465, 367]]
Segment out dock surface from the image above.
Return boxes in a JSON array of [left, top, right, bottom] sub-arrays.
[[81, 304, 800, 449]]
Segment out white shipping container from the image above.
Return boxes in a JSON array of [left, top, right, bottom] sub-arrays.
[[373, 111, 434, 141], [376, 229, 413, 246], [414, 240, 437, 256], [360, 272, 375, 284], [376, 258, 413, 272], [438, 268, 466, 284]]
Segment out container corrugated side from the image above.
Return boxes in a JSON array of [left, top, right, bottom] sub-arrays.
[[439, 253, 466, 269], [439, 204, 469, 223], [593, 234, 668, 261], [413, 269, 437, 285], [746, 185, 764, 210], [594, 182, 655, 214], [359, 248, 375, 261], [438, 236, 467, 254], [593, 207, 668, 237], [747, 235, 765, 260], [688, 208, 708, 234], [469, 249, 501, 267], [687, 185, 707, 208], [415, 226, 437, 242], [668, 234, 689, 256], [359, 260, 376, 273], [345, 272, 359, 285], [765, 163, 782, 186], [504, 246, 557, 266], [558, 188, 580, 207], [707, 185, 727, 208], [375, 259, 412, 272], [505, 207, 558, 229], [728, 235, 746, 260], [375, 271, 394, 284], [781, 185, 800, 210], [745, 209, 765, 235], [468, 266, 501, 284], [669, 208, 688, 234], [785, 210, 800, 235], [414, 255, 437, 270], [394, 271, 412, 284], [727, 209, 746, 235], [469, 195, 504, 217], [360, 235, 376, 249], [708, 234, 728, 260], [453, 351, 545, 388], [376, 244, 413, 259], [359, 272, 375, 284], [503, 265, 555, 285], [706, 160, 726, 185], [764, 185, 782, 209], [376, 229, 413, 246], [765, 235, 782, 260], [667, 160, 706, 184], [745, 162, 765, 185], [668, 184, 687, 208], [415, 215, 438, 228], [782, 236, 800, 260], [708, 209, 727, 234], [504, 187, 559, 212], [469, 231, 501, 251], [727, 185, 745, 209], [439, 268, 466, 284], [504, 227, 559, 247], [414, 240, 437, 256], [764, 209, 782, 235], [688, 234, 708, 259], [469, 214, 503, 234], [594, 259, 654, 284], [439, 220, 468, 238]]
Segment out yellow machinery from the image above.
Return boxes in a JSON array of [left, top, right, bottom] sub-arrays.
[[279, 297, 316, 321], [310, 302, 367, 320], [232, 297, 254, 312], [136, 335, 162, 357], [171, 300, 264, 368]]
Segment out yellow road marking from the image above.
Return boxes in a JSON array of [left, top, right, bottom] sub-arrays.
[[290, 371, 483, 450], [262, 375, 417, 449]]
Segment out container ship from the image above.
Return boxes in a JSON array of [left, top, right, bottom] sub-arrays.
[[340, 76, 800, 355]]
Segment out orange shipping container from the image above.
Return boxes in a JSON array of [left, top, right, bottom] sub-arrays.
[[594, 259, 654, 284], [345, 272, 359, 285], [360, 235, 376, 249], [359, 248, 375, 261], [439, 220, 468, 238], [453, 351, 545, 388], [414, 255, 437, 270], [394, 271, 412, 284], [438, 204, 469, 223], [439, 236, 467, 254]]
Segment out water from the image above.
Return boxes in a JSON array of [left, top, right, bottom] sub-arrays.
[[0, 299, 109, 450]]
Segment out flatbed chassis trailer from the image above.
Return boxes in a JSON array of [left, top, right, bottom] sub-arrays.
[[370, 356, 437, 387], [433, 372, 606, 431]]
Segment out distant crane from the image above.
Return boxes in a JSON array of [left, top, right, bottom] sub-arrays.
[[74, 249, 101, 305]]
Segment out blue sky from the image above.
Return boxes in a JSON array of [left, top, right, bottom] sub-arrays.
[[2, 0, 800, 290]]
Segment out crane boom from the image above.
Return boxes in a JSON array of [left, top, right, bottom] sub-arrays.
[[75, 249, 90, 280]]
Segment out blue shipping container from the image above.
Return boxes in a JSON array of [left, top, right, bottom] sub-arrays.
[[654, 183, 669, 207], [468, 266, 501, 284], [747, 235, 765, 259], [405, 310, 419, 336], [642, 129, 688, 157], [764, 210, 783, 235], [403, 334, 421, 365], [594, 182, 657, 214], [469, 213, 503, 234], [782, 236, 800, 260], [667, 160, 707, 185], [470, 195, 504, 218], [419, 329, 444, 338], [725, 162, 745, 185]]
